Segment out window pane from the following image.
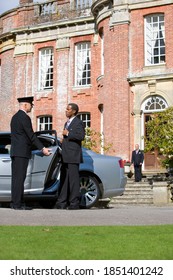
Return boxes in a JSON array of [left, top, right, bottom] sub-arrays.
[[144, 96, 168, 112], [75, 42, 91, 86], [37, 116, 53, 131], [145, 14, 165, 66], [77, 113, 91, 128], [39, 48, 54, 90]]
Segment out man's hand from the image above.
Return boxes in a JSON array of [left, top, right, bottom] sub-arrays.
[[42, 147, 52, 156], [62, 128, 69, 137]]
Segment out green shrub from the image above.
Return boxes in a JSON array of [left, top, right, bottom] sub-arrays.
[[82, 127, 114, 154]]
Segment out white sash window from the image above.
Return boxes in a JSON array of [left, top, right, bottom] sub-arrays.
[[37, 116, 53, 131], [39, 48, 54, 90], [145, 14, 165, 65], [77, 112, 91, 128], [75, 42, 91, 86]]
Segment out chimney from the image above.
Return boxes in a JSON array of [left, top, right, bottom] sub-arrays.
[[19, 0, 33, 5]]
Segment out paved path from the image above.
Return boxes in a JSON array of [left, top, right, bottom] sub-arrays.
[[0, 204, 173, 226]]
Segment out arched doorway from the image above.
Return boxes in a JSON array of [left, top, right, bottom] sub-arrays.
[[141, 95, 168, 170]]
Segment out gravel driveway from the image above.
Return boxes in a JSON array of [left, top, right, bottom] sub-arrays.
[[0, 204, 173, 226]]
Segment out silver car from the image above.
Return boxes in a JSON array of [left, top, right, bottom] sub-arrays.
[[0, 131, 127, 209]]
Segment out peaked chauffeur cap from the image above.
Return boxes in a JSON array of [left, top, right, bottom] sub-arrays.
[[17, 96, 34, 104]]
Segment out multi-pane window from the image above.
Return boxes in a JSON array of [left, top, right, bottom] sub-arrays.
[[37, 116, 53, 131], [75, 0, 92, 9], [77, 113, 91, 128], [39, 48, 54, 90], [145, 14, 165, 66], [75, 42, 91, 86], [143, 96, 167, 112]]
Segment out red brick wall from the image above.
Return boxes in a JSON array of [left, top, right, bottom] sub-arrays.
[[0, 13, 131, 159], [0, 50, 15, 131], [96, 18, 131, 158]]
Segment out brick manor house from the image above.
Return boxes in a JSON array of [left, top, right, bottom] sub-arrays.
[[0, 0, 173, 171]]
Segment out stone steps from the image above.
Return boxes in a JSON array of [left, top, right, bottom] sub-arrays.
[[111, 179, 153, 205]]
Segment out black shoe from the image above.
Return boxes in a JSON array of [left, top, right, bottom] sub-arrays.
[[23, 206, 33, 210], [11, 206, 32, 210], [54, 204, 67, 209]]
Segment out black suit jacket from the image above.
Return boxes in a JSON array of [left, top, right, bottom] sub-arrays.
[[10, 110, 44, 158], [61, 117, 85, 164], [131, 149, 144, 166]]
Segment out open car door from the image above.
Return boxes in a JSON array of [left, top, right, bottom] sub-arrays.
[[24, 130, 61, 195], [0, 134, 12, 199]]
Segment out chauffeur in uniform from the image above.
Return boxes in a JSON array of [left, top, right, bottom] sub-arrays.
[[56, 103, 85, 210], [10, 96, 51, 210]]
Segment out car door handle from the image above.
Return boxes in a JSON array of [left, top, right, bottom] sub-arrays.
[[1, 158, 11, 162]]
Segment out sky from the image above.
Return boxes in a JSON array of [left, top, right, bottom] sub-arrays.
[[0, 0, 44, 15]]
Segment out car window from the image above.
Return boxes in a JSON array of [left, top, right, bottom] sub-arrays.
[[0, 135, 11, 154], [31, 136, 55, 151]]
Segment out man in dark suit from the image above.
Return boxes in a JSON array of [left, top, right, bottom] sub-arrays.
[[56, 103, 85, 210], [131, 144, 144, 182], [10, 96, 51, 210]]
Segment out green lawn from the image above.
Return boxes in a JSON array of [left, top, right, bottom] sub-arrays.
[[0, 225, 173, 260]]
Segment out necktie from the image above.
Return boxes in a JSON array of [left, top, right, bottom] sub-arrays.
[[66, 120, 70, 129]]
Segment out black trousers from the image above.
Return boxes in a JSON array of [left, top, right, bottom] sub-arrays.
[[11, 157, 29, 208], [134, 165, 142, 182], [57, 163, 80, 208]]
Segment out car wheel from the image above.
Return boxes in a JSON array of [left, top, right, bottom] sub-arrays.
[[79, 172, 101, 209]]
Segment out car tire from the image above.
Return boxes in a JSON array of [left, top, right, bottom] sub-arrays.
[[79, 172, 101, 209]]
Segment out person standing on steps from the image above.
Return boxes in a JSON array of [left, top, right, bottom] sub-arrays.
[[131, 144, 144, 182], [56, 103, 85, 210], [10, 96, 51, 210]]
